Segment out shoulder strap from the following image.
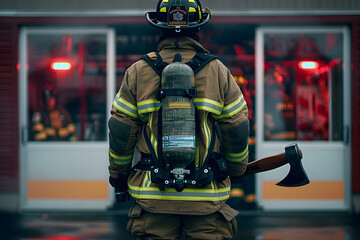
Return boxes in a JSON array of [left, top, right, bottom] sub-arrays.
[[186, 52, 218, 74], [141, 52, 168, 77], [142, 52, 218, 76]]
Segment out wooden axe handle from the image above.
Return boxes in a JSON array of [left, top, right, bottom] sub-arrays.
[[244, 149, 303, 176]]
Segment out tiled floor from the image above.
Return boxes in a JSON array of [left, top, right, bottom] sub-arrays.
[[1, 208, 360, 240]]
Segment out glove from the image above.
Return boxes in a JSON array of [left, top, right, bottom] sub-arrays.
[[109, 176, 130, 202]]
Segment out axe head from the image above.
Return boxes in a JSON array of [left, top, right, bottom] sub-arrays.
[[276, 143, 310, 187]]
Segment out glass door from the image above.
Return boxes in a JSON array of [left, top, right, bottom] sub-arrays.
[[255, 26, 351, 210], [19, 27, 115, 210]]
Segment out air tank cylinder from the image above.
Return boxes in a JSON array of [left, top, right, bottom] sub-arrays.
[[161, 54, 196, 169]]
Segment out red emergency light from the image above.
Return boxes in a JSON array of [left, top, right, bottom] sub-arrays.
[[51, 62, 71, 70], [298, 61, 319, 69]]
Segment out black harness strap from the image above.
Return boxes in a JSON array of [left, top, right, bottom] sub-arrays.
[[141, 52, 168, 76], [186, 52, 218, 74], [143, 127, 162, 168], [156, 88, 197, 101], [141, 52, 218, 76]]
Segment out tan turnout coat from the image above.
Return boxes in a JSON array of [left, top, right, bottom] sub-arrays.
[[109, 36, 249, 215]]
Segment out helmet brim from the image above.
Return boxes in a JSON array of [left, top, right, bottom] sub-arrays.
[[145, 11, 211, 30]]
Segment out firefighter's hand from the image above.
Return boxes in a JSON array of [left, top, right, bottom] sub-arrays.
[[115, 188, 131, 203], [109, 176, 130, 203]]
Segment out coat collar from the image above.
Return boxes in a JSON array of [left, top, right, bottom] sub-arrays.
[[157, 36, 210, 54]]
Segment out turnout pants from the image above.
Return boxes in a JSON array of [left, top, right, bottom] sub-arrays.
[[126, 204, 238, 240]]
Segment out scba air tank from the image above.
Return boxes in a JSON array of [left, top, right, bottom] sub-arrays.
[[160, 53, 196, 169]]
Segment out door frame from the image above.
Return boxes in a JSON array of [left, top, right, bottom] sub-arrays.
[[18, 27, 116, 210], [255, 26, 352, 210]]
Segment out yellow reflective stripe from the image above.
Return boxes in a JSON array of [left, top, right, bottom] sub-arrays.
[[195, 146, 200, 169], [188, 0, 195, 2], [109, 151, 132, 165], [211, 179, 217, 191], [142, 171, 152, 188], [162, 0, 169, 2], [225, 145, 248, 162], [113, 93, 138, 118], [203, 112, 211, 164], [128, 184, 230, 201], [137, 99, 161, 114], [198, 6, 202, 19], [32, 123, 44, 132], [214, 95, 246, 120], [148, 114, 158, 158], [34, 132, 47, 140], [160, 7, 166, 12], [139, 113, 149, 122], [194, 98, 223, 115], [189, 7, 196, 12]]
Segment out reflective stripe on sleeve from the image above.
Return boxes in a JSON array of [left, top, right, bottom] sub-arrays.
[[137, 99, 161, 114], [113, 93, 138, 118], [213, 95, 246, 120], [139, 113, 149, 122], [194, 98, 223, 115], [109, 151, 133, 166], [225, 145, 248, 162]]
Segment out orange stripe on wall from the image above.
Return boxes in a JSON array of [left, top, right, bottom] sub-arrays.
[[263, 181, 344, 200], [28, 180, 109, 200], [262, 227, 344, 240]]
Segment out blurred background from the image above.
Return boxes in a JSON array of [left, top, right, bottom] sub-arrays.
[[0, 0, 359, 218]]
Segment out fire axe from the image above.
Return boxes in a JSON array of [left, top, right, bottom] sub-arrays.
[[244, 143, 310, 187]]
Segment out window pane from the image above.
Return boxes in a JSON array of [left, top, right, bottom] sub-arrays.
[[263, 32, 344, 141], [28, 33, 107, 141]]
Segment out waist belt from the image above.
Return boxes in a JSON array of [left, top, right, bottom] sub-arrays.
[[133, 152, 228, 192]]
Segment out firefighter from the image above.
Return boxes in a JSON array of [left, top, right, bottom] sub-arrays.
[[108, 0, 249, 239], [32, 85, 76, 141]]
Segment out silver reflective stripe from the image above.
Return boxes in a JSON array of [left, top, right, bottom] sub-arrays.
[[128, 184, 231, 201], [221, 97, 246, 116], [137, 100, 161, 114], [113, 97, 138, 118], [130, 189, 230, 198], [194, 101, 223, 115]]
